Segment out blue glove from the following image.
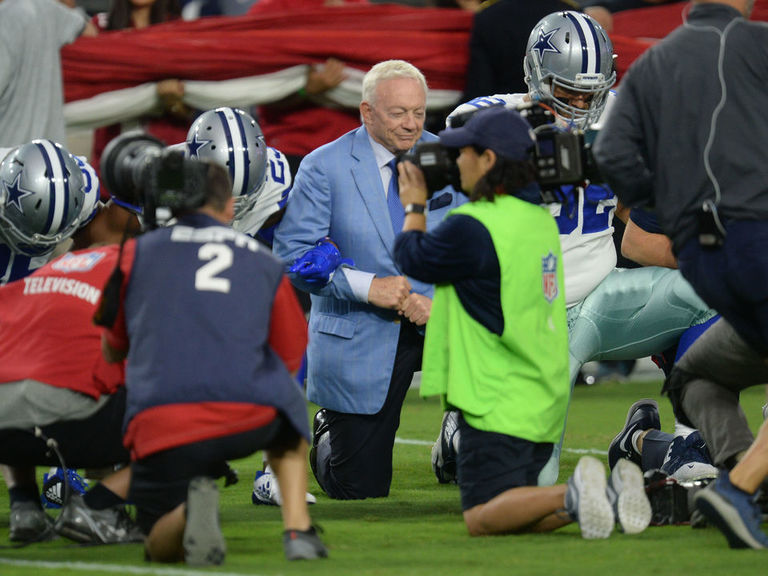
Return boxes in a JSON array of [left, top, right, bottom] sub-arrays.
[[288, 237, 354, 286]]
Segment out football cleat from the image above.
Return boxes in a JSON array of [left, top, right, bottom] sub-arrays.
[[608, 399, 660, 470], [41, 467, 89, 509], [564, 456, 614, 539], [251, 470, 316, 506], [432, 410, 460, 484]]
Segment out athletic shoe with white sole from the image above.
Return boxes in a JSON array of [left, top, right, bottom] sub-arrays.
[[694, 472, 768, 549], [251, 471, 317, 506], [432, 410, 460, 484], [564, 456, 615, 539], [183, 477, 226, 566], [660, 431, 719, 484], [606, 459, 652, 534], [608, 399, 660, 470]]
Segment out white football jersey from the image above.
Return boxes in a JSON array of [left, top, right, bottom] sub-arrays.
[[446, 92, 619, 307], [232, 147, 292, 237]]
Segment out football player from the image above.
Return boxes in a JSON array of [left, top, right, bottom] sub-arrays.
[[185, 106, 293, 245], [433, 10, 716, 487], [0, 139, 93, 284]]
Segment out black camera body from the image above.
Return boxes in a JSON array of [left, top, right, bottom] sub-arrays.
[[403, 101, 601, 199], [101, 132, 210, 228], [398, 143, 461, 199], [141, 149, 209, 228]]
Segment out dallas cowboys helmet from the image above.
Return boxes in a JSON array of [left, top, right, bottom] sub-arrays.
[[0, 139, 87, 256], [186, 107, 268, 220], [523, 11, 616, 128]]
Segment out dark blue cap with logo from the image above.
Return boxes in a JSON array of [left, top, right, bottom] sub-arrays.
[[438, 106, 534, 161]]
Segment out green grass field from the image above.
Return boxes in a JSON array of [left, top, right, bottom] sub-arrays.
[[1, 378, 766, 576]]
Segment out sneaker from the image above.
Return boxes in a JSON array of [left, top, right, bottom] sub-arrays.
[[695, 472, 768, 549], [309, 409, 329, 480], [9, 500, 55, 543], [283, 526, 328, 560], [183, 477, 226, 566], [660, 431, 719, 484], [608, 399, 661, 470], [41, 468, 89, 509], [432, 410, 460, 485], [564, 456, 614, 539], [606, 460, 651, 534], [251, 471, 317, 506], [56, 493, 144, 544], [762, 403, 768, 421]]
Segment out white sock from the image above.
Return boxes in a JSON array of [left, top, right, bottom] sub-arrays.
[[631, 430, 643, 455]]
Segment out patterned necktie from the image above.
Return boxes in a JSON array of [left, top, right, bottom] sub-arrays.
[[386, 158, 404, 234]]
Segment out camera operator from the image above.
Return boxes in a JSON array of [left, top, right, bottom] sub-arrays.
[[392, 106, 650, 539], [97, 151, 327, 564]]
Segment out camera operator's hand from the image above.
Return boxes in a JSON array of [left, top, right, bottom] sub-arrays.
[[368, 275, 412, 310], [397, 160, 429, 209], [398, 293, 431, 326]]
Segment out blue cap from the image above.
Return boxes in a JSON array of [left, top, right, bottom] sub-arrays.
[[438, 106, 534, 161]]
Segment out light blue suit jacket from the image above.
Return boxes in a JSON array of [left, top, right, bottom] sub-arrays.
[[274, 126, 465, 414]]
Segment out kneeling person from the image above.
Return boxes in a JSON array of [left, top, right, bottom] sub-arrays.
[[98, 154, 326, 564], [393, 106, 651, 538]]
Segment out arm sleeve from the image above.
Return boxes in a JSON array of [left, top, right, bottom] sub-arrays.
[[394, 214, 496, 285], [268, 276, 308, 373], [51, 0, 89, 45], [101, 240, 137, 353], [629, 208, 663, 234]]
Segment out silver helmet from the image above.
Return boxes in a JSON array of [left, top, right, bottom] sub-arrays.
[[186, 107, 268, 220], [0, 139, 87, 256], [523, 11, 616, 128]]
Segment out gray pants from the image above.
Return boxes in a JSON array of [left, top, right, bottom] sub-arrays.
[[668, 318, 767, 467]]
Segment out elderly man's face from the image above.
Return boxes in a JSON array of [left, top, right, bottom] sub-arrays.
[[361, 77, 426, 155]]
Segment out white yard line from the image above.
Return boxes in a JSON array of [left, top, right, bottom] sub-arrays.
[[395, 436, 607, 455], [0, 558, 272, 576]]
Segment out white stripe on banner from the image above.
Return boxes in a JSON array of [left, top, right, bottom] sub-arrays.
[[0, 558, 263, 576]]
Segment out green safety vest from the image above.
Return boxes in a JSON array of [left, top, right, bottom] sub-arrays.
[[420, 195, 570, 443]]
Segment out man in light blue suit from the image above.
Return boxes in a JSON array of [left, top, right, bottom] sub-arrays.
[[274, 60, 465, 500]]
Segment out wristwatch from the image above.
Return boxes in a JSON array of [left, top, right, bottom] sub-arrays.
[[404, 203, 426, 215]]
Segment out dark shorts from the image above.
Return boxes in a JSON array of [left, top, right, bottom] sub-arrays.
[[456, 413, 553, 511], [129, 414, 299, 534], [0, 387, 128, 468]]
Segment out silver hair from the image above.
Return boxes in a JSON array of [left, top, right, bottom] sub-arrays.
[[361, 60, 428, 105]]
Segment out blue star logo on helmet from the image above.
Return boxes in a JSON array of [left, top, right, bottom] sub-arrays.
[[531, 28, 561, 62], [3, 172, 33, 214], [187, 133, 211, 158]]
